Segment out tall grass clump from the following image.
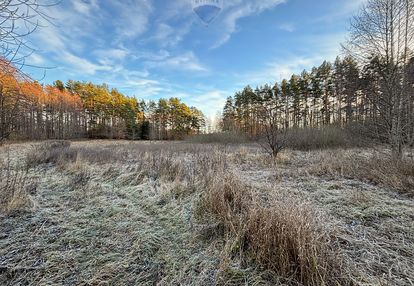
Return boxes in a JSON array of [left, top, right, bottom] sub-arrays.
[[245, 198, 345, 285], [311, 151, 414, 195], [196, 172, 350, 285], [0, 154, 34, 214], [25, 140, 76, 168]]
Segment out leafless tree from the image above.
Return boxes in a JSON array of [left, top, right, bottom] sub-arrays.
[[0, 0, 54, 70], [257, 103, 288, 158], [345, 0, 414, 159]]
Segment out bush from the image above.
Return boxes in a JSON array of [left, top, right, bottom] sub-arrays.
[[25, 140, 77, 168], [286, 126, 349, 151], [196, 173, 252, 224], [196, 172, 350, 285], [0, 155, 34, 214], [310, 152, 414, 195], [245, 198, 343, 286]]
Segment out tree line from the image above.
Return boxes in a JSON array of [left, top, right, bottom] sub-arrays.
[[0, 60, 205, 142], [222, 0, 414, 158]]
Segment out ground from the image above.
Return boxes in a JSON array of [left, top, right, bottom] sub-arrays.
[[0, 141, 413, 285]]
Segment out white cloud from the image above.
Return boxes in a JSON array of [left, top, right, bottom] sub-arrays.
[[94, 48, 130, 65], [145, 51, 208, 72], [72, 0, 99, 16], [250, 57, 319, 84], [112, 0, 153, 39], [133, 50, 170, 61], [161, 0, 194, 20], [312, 0, 366, 23], [173, 90, 230, 118], [27, 54, 45, 65], [279, 23, 295, 32], [149, 22, 192, 47], [212, 0, 286, 48], [31, 11, 110, 75], [62, 52, 112, 75], [36, 25, 66, 51], [189, 91, 228, 116]]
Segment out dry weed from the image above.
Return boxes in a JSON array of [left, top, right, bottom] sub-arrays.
[[1, 141, 412, 285], [307, 151, 414, 195], [196, 171, 351, 285], [0, 153, 35, 214]]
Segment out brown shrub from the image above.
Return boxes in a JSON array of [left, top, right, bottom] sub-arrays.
[[310, 151, 414, 195], [285, 124, 376, 151], [25, 140, 76, 168], [67, 157, 91, 190], [286, 126, 350, 151], [196, 172, 350, 285], [25, 141, 125, 169], [245, 197, 345, 285], [195, 173, 252, 225], [0, 155, 35, 214]]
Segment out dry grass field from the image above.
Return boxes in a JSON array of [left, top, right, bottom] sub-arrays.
[[0, 140, 413, 285]]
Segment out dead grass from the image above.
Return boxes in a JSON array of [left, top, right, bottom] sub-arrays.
[[0, 152, 35, 214], [286, 126, 366, 151], [186, 132, 251, 144], [0, 141, 413, 285], [245, 198, 346, 286], [196, 172, 351, 285], [25, 140, 76, 168], [306, 150, 414, 195]]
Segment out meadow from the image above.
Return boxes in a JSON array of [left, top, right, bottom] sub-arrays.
[[0, 139, 413, 285]]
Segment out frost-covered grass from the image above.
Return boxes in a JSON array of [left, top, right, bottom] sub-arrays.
[[0, 141, 413, 285]]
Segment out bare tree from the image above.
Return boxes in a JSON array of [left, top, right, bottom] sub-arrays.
[[0, 0, 54, 69], [345, 0, 414, 159], [257, 102, 288, 158]]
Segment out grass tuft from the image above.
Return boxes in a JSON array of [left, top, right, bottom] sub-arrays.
[[25, 140, 76, 168], [196, 172, 350, 285], [309, 151, 414, 195], [0, 153, 35, 214]]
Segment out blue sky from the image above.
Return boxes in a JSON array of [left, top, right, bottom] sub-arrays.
[[26, 0, 365, 117]]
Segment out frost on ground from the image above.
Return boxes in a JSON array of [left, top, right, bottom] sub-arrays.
[[0, 141, 413, 285]]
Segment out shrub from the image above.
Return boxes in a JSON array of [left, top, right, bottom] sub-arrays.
[[245, 197, 343, 285], [196, 172, 350, 285], [25, 140, 76, 168], [195, 173, 252, 224], [286, 126, 350, 151], [0, 155, 35, 214], [310, 152, 414, 195]]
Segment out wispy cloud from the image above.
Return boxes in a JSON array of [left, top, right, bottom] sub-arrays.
[[111, 0, 153, 39], [94, 48, 130, 65], [187, 90, 229, 117], [72, 0, 99, 16], [312, 0, 366, 23], [145, 51, 208, 72], [279, 22, 295, 32], [61, 52, 112, 75], [249, 57, 319, 84], [212, 0, 286, 48], [168, 90, 230, 117], [148, 21, 192, 48]]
